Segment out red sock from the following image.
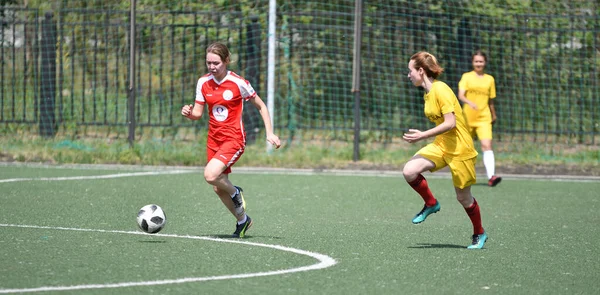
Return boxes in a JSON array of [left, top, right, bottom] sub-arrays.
[[408, 174, 437, 207], [465, 198, 484, 235]]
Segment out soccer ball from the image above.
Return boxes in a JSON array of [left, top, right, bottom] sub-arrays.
[[136, 204, 166, 234]]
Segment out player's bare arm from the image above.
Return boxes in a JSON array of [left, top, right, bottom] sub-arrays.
[[249, 95, 281, 148], [404, 112, 456, 143], [457, 89, 477, 110], [181, 103, 204, 120], [489, 99, 497, 124]]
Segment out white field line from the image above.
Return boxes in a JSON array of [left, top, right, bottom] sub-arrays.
[[234, 167, 600, 182], [0, 224, 337, 294], [1, 162, 598, 182], [0, 170, 195, 183], [0, 170, 337, 293]]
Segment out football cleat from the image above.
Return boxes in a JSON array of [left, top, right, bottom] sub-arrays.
[[467, 232, 488, 249], [232, 215, 253, 238], [488, 175, 502, 187], [412, 201, 441, 224]]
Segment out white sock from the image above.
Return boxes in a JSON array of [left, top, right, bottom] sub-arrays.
[[237, 214, 247, 225], [483, 150, 495, 179], [230, 187, 239, 199]]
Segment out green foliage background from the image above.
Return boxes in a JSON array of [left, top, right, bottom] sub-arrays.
[[0, 0, 598, 169]]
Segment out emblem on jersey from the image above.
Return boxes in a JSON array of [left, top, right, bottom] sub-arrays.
[[212, 104, 228, 122], [427, 114, 443, 121], [223, 90, 234, 101]]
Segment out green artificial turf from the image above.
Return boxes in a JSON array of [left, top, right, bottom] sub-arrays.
[[0, 165, 598, 295]]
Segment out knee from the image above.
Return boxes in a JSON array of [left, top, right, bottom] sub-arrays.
[[456, 193, 468, 204], [455, 190, 473, 206], [204, 170, 219, 184], [481, 141, 493, 151], [402, 165, 418, 182]]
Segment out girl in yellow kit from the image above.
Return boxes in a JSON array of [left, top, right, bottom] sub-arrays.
[[403, 51, 487, 249], [458, 50, 502, 187]]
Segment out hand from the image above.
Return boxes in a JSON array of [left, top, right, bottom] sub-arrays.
[[491, 115, 497, 124], [402, 129, 424, 143], [267, 133, 281, 149], [181, 104, 193, 118], [468, 102, 478, 110]]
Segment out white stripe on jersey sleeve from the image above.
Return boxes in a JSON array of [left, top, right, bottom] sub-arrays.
[[195, 76, 211, 103], [226, 74, 257, 100]]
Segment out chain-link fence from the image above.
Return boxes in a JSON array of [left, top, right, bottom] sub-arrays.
[[1, 1, 598, 148]]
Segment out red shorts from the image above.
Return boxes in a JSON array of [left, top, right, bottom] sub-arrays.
[[206, 138, 245, 174]]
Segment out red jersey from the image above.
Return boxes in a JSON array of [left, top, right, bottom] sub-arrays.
[[195, 71, 256, 143]]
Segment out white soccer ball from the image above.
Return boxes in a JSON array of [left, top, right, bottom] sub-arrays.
[[136, 204, 166, 234]]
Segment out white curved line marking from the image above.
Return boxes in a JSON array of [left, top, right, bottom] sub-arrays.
[[0, 224, 337, 294], [0, 171, 336, 293]]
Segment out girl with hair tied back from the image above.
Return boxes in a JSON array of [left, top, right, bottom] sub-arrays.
[[181, 42, 281, 238], [402, 51, 488, 249]]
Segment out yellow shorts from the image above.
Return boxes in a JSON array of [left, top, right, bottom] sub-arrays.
[[469, 123, 493, 140], [416, 144, 477, 189]]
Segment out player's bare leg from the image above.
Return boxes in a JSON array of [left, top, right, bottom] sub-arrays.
[[456, 186, 487, 249], [204, 159, 243, 221], [402, 155, 435, 183], [403, 156, 440, 224], [204, 159, 252, 237]]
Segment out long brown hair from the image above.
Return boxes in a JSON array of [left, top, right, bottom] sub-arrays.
[[410, 51, 444, 79]]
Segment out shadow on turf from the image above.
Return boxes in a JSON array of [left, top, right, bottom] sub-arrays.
[[408, 243, 465, 249], [136, 234, 283, 241], [205, 234, 283, 240]]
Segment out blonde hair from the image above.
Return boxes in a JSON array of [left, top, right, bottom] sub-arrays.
[[410, 51, 444, 79]]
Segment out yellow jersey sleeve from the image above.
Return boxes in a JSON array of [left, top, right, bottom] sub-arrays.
[[423, 81, 455, 125], [489, 76, 496, 99], [458, 73, 468, 91]]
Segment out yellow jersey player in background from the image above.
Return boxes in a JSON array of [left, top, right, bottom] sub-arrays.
[[458, 50, 502, 187], [403, 51, 488, 249]]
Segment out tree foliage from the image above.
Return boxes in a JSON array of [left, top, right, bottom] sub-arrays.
[[2, 0, 598, 142]]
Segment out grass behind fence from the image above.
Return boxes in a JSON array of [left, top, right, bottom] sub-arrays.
[[0, 126, 598, 176]]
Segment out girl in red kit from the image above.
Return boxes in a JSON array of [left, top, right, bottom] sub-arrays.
[[181, 42, 281, 238]]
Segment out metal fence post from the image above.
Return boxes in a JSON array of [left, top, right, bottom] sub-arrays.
[[39, 11, 57, 138], [128, 0, 137, 147], [352, 0, 363, 162]]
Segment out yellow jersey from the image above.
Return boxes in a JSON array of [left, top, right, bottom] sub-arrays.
[[423, 80, 478, 161], [458, 71, 496, 126]]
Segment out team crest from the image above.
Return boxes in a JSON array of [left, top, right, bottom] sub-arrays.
[[212, 104, 228, 122], [223, 90, 234, 101]]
